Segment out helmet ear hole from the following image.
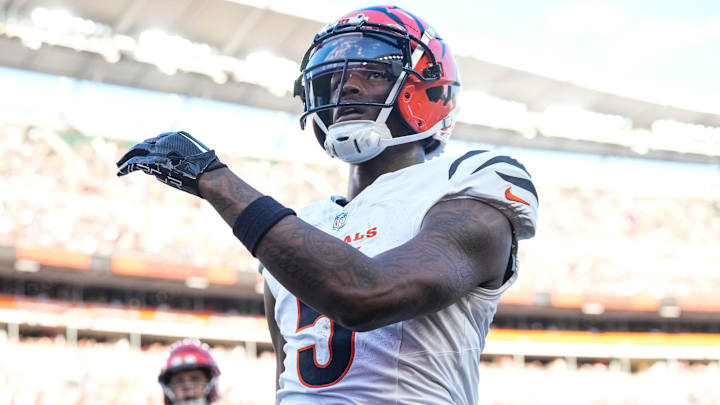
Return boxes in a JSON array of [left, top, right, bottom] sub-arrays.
[[425, 86, 444, 103]]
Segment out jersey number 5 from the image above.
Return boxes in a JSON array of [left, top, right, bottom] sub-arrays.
[[296, 299, 356, 388]]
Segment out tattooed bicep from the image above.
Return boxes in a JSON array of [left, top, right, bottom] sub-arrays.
[[419, 197, 512, 287]]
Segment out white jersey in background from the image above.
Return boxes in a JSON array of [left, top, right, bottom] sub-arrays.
[[263, 150, 539, 405]]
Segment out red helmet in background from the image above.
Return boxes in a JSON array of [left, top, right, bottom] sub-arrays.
[[158, 339, 221, 404], [295, 5, 461, 163]]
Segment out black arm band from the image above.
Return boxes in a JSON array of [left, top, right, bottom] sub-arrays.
[[232, 196, 296, 256]]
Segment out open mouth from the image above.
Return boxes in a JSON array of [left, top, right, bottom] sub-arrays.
[[334, 107, 366, 123]]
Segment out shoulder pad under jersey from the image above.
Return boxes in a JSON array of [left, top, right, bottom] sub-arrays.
[[445, 150, 538, 240]]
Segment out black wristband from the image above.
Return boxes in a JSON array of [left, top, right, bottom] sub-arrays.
[[232, 196, 295, 256]]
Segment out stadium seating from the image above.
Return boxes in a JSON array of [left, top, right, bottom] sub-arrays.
[[2, 124, 718, 301]]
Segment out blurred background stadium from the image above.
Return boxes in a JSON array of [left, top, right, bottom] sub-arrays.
[[1, 0, 719, 404]]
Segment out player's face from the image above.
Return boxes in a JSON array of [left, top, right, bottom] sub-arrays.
[[168, 369, 208, 402], [329, 65, 394, 124]]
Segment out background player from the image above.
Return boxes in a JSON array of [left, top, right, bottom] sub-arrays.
[[158, 339, 221, 405], [117, 5, 538, 404]]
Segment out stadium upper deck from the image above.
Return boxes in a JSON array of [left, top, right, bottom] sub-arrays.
[[0, 0, 719, 162]]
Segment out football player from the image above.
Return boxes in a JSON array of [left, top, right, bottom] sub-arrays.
[[118, 5, 538, 404], [158, 339, 221, 405]]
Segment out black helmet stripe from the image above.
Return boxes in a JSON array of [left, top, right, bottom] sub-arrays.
[[361, 6, 407, 30], [392, 6, 426, 35]]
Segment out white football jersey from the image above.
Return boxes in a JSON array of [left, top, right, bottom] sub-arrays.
[[263, 150, 538, 405]]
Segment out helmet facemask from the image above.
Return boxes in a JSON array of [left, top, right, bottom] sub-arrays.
[[296, 22, 445, 164]]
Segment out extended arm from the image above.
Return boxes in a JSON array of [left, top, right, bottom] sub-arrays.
[[201, 168, 512, 332]]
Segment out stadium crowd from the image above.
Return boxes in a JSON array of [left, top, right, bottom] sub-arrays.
[[0, 334, 275, 405], [2, 124, 719, 298], [0, 124, 345, 272], [518, 186, 720, 297], [0, 334, 717, 405]]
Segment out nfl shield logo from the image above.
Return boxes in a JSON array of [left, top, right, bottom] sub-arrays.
[[333, 212, 348, 230]]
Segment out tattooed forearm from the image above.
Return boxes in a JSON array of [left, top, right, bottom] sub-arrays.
[[256, 197, 512, 330], [199, 168, 263, 226], [256, 218, 388, 314], [200, 169, 511, 330]]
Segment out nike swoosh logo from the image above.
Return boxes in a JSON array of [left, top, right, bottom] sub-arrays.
[[505, 187, 530, 206]]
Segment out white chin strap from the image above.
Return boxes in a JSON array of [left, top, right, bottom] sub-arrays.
[[322, 119, 444, 164]]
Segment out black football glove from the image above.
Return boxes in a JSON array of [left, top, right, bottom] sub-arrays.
[[116, 131, 227, 197]]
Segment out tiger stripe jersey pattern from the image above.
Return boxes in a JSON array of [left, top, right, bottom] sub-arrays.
[[263, 150, 538, 405]]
